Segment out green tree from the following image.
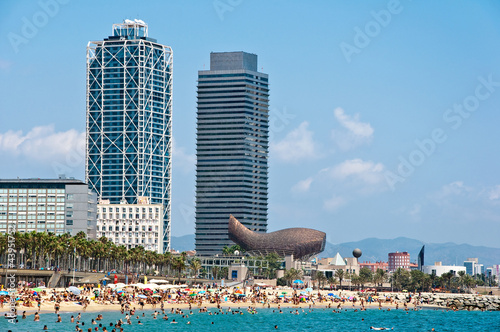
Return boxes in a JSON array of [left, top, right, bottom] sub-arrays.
[[335, 269, 345, 289], [284, 268, 302, 286], [359, 267, 373, 289], [327, 276, 337, 289], [373, 269, 387, 291], [212, 266, 220, 280], [392, 268, 411, 291], [264, 253, 282, 279], [171, 256, 187, 283], [314, 271, 327, 290], [441, 271, 454, 291], [190, 258, 202, 285]]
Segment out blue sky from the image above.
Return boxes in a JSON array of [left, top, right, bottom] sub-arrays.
[[1, 0, 500, 248]]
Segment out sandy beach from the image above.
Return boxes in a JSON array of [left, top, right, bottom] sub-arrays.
[[0, 287, 444, 318]]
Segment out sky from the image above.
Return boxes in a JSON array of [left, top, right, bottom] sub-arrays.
[[1, 0, 500, 248]]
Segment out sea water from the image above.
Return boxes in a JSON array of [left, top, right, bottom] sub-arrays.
[[1, 307, 499, 331]]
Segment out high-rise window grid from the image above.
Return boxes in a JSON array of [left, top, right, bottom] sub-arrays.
[[86, 20, 172, 252], [195, 52, 269, 256]]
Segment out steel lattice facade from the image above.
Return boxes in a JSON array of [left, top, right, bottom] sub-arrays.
[[195, 52, 269, 256], [86, 20, 172, 253]]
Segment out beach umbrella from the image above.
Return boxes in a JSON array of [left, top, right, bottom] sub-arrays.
[[137, 294, 147, 299], [189, 293, 196, 297], [328, 293, 334, 296], [238, 294, 246, 297], [281, 292, 287, 295], [33, 288, 42, 292], [152, 294, 162, 298], [305, 288, 313, 292], [0, 291, 9, 295], [293, 280, 304, 284], [149, 279, 169, 284], [68, 286, 81, 295], [198, 290, 206, 294]]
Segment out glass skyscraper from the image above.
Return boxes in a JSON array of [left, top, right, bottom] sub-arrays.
[[86, 20, 172, 252], [195, 52, 269, 256]]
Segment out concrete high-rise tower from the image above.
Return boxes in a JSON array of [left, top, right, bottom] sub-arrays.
[[195, 52, 269, 256], [86, 20, 173, 252]]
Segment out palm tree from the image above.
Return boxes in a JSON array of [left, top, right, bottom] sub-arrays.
[[284, 268, 302, 286], [327, 276, 337, 289], [373, 269, 387, 291], [212, 266, 220, 280], [190, 258, 202, 285], [359, 267, 373, 289], [315, 271, 327, 290], [441, 271, 453, 291], [335, 269, 345, 290], [171, 256, 187, 284]]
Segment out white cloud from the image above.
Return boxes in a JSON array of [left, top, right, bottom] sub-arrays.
[[331, 107, 374, 151], [271, 121, 320, 163], [328, 159, 385, 185], [409, 203, 421, 217], [292, 177, 313, 193], [0, 125, 85, 162], [434, 181, 472, 200], [172, 139, 196, 174], [488, 185, 500, 200], [323, 195, 346, 212]]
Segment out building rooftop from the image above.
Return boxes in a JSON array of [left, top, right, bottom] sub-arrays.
[[210, 51, 258, 71], [0, 177, 85, 186]]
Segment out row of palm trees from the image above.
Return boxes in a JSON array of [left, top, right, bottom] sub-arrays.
[[283, 267, 486, 293], [0, 231, 202, 281]]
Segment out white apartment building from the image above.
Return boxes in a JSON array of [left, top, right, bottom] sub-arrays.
[[96, 197, 163, 253]]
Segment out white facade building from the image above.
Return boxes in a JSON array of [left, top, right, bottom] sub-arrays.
[[422, 263, 466, 277], [96, 197, 163, 253]]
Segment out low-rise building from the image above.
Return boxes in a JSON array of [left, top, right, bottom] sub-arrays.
[[359, 261, 388, 272], [464, 258, 484, 276], [96, 197, 163, 253], [388, 251, 410, 272], [316, 253, 359, 278], [422, 261, 466, 276]]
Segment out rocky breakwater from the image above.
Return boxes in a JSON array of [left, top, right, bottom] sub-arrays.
[[382, 292, 500, 311]]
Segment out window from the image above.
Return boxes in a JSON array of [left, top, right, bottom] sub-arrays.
[[66, 220, 73, 226]]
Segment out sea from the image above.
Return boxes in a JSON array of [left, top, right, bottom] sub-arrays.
[[1, 307, 499, 332]]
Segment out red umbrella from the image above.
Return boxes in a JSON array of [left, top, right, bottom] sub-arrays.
[[114, 275, 118, 284]]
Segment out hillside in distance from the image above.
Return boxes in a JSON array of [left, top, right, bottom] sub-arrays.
[[321, 237, 500, 268], [171, 235, 500, 267]]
